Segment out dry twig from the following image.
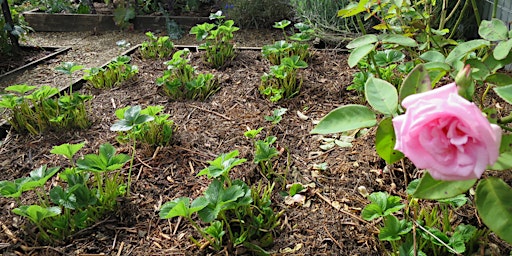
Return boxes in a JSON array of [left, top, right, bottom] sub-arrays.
[[186, 104, 231, 121]]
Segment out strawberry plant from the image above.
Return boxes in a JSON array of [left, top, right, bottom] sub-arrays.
[[259, 55, 308, 102], [83, 55, 139, 89], [0, 142, 131, 242], [262, 20, 313, 65], [140, 31, 175, 59], [160, 150, 282, 254], [0, 84, 91, 135], [156, 49, 219, 100], [190, 11, 239, 68], [113, 105, 174, 147]]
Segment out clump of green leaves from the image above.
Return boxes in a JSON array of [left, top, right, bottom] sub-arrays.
[[190, 11, 239, 68], [253, 136, 280, 178], [264, 107, 287, 124], [0, 84, 91, 135], [262, 20, 313, 65], [259, 55, 308, 102], [0, 142, 130, 242], [361, 189, 487, 255], [159, 150, 282, 254], [83, 55, 139, 89], [156, 49, 219, 100], [113, 105, 174, 147], [243, 129, 282, 179], [140, 31, 175, 59]]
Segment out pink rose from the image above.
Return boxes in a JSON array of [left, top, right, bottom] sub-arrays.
[[392, 83, 502, 180]]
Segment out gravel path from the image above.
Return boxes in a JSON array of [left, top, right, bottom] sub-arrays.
[[1, 31, 149, 89], [0, 29, 281, 90]]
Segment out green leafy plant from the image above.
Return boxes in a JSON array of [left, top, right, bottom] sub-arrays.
[[361, 188, 487, 255], [190, 11, 239, 68], [113, 5, 135, 30], [261, 20, 313, 65], [243, 127, 264, 139], [0, 84, 91, 135], [140, 31, 175, 59], [264, 107, 287, 124], [55, 62, 84, 92], [160, 150, 282, 253], [0, 142, 131, 242], [156, 49, 219, 100], [259, 55, 308, 102], [83, 55, 138, 89], [313, 10, 512, 250], [110, 105, 155, 194], [114, 105, 174, 147], [253, 136, 280, 178]]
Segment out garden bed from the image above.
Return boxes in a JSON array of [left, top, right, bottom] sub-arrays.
[[23, 8, 209, 32], [0, 40, 510, 255]]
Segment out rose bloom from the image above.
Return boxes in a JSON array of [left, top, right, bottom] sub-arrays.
[[392, 83, 502, 180]]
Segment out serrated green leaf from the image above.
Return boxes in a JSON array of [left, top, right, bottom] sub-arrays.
[[13, 205, 61, 224], [337, 0, 368, 18], [476, 178, 512, 244], [0, 180, 22, 198], [5, 84, 37, 94], [197, 150, 246, 179], [374, 50, 405, 66], [77, 143, 130, 172], [437, 194, 468, 208], [361, 203, 383, 221], [159, 197, 192, 219], [50, 142, 86, 160], [19, 166, 61, 192], [49, 186, 77, 209], [311, 105, 377, 134]]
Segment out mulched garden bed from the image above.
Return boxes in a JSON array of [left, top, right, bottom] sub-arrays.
[[0, 43, 510, 255]]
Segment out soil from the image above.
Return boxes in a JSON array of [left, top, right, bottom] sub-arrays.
[[0, 30, 511, 255]]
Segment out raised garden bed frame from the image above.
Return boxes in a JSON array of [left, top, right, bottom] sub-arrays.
[[23, 9, 210, 32]]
